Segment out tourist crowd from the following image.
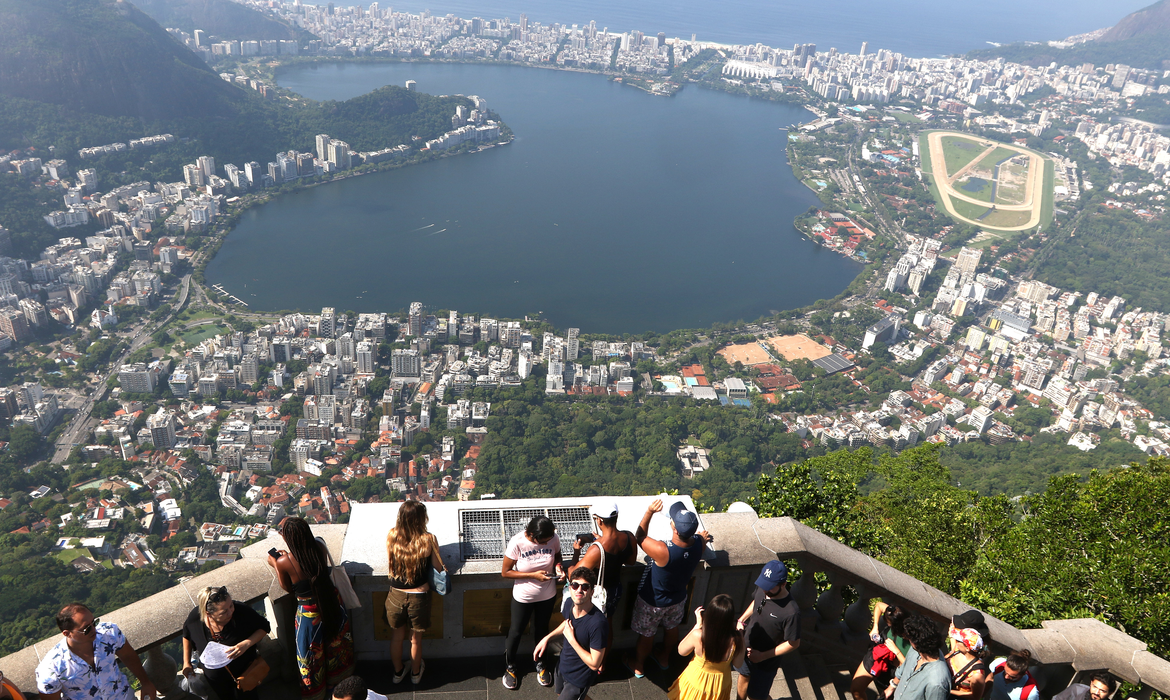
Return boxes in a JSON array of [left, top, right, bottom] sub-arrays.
[[12, 500, 1120, 700]]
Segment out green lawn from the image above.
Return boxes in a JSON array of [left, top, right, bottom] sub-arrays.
[[940, 135, 986, 177], [890, 112, 922, 124], [53, 548, 93, 564], [1038, 158, 1055, 231], [975, 147, 1017, 172], [983, 208, 1033, 229], [180, 322, 229, 345], [177, 308, 222, 324], [949, 195, 991, 221]]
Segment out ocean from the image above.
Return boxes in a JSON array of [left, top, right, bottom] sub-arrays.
[[297, 0, 1148, 58]]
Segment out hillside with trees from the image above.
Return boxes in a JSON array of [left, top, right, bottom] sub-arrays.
[[755, 446, 1170, 657]]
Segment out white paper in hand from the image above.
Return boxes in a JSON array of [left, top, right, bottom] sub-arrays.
[[367, 691, 388, 700], [199, 641, 234, 670]]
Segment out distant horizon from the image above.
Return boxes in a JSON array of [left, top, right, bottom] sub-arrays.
[[282, 0, 1148, 58]]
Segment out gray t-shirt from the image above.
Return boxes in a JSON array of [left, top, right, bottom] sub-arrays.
[[892, 647, 952, 700]]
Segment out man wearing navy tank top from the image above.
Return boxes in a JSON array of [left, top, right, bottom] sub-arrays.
[[626, 498, 710, 678]]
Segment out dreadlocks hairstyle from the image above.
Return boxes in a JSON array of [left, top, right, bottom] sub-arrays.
[[386, 501, 432, 585], [282, 516, 341, 636]]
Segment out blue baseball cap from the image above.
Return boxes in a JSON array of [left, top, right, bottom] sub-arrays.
[[755, 560, 788, 589], [668, 501, 699, 539]]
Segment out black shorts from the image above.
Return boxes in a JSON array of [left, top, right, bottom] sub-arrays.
[[736, 659, 780, 700]]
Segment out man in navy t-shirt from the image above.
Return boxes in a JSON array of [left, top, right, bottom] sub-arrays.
[[535, 566, 608, 700]]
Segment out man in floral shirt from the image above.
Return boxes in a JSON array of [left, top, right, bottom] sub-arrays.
[[35, 603, 157, 700]]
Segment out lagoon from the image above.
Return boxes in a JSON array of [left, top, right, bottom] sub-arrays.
[[205, 62, 862, 333]]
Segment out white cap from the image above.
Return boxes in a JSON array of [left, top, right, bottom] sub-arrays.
[[589, 501, 619, 519]]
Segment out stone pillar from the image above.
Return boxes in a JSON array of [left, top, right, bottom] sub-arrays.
[[815, 572, 845, 622], [141, 645, 192, 699], [844, 585, 876, 635], [790, 558, 819, 611]]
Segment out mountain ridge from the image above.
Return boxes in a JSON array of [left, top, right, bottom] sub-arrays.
[[0, 0, 247, 122], [966, 0, 1170, 69], [129, 0, 312, 42]]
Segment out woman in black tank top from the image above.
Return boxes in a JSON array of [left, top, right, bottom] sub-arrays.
[[570, 503, 639, 670]]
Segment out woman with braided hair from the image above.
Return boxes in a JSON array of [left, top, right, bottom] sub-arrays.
[[268, 517, 355, 699]]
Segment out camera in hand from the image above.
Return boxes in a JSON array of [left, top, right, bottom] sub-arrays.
[[576, 533, 595, 545]]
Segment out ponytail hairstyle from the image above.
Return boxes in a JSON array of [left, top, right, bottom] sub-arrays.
[[282, 516, 341, 636], [387, 501, 432, 583], [700, 594, 742, 663], [885, 604, 910, 640]]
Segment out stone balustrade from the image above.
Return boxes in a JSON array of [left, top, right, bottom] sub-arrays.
[[0, 501, 1166, 699]]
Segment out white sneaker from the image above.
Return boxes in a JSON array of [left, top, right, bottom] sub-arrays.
[[411, 660, 426, 685]]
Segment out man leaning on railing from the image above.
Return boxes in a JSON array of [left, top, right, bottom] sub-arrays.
[[34, 603, 158, 700]]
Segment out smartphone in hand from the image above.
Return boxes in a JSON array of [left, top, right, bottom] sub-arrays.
[[268, 548, 281, 560]]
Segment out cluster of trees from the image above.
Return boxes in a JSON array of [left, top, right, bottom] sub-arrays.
[[755, 445, 1170, 657], [0, 532, 175, 656], [472, 393, 805, 511], [1035, 206, 1170, 312]]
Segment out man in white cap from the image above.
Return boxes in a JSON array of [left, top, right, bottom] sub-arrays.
[[569, 501, 638, 669], [627, 498, 711, 677]]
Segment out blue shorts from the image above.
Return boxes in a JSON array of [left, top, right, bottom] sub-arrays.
[[736, 658, 780, 700]]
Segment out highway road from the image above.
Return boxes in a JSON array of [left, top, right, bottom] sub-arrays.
[[49, 274, 192, 464]]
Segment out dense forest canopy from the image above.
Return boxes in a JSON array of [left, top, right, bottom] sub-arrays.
[[755, 446, 1170, 658]]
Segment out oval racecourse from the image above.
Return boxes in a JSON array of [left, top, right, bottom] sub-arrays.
[[918, 130, 1055, 232]]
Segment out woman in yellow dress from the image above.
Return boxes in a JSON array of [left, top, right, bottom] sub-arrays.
[[668, 594, 746, 700]]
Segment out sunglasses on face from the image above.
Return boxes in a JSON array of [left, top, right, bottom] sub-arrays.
[[569, 581, 592, 591], [76, 618, 100, 636]]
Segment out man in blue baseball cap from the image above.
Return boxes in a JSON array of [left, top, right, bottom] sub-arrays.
[[626, 498, 711, 678], [735, 560, 801, 700]]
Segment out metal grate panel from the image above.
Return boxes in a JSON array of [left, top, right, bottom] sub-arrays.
[[548, 507, 594, 557], [459, 506, 593, 561]]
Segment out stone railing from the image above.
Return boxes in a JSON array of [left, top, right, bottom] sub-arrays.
[[0, 525, 347, 697], [1, 502, 1167, 699], [700, 510, 1170, 698]]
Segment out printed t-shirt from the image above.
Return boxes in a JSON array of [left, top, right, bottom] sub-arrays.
[[744, 590, 801, 670], [35, 622, 134, 700], [506, 531, 561, 603], [558, 597, 608, 689]]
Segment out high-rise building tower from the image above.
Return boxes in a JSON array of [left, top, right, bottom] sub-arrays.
[[147, 410, 177, 449], [408, 302, 423, 337], [566, 328, 580, 360], [197, 155, 216, 180], [315, 134, 331, 162], [356, 342, 374, 374], [319, 307, 336, 338], [860, 41, 869, 56], [955, 247, 983, 286]]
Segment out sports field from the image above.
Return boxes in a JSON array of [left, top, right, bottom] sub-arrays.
[[717, 342, 772, 366], [919, 130, 1054, 232], [767, 334, 832, 362]]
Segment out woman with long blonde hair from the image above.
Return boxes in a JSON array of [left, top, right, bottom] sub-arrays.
[[385, 501, 445, 685]]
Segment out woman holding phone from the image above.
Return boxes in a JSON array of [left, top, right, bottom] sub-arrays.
[[500, 515, 564, 691]]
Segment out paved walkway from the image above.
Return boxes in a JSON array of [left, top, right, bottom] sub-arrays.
[[349, 655, 680, 700]]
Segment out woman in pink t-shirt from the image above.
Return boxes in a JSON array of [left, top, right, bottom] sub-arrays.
[[500, 515, 564, 691]]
